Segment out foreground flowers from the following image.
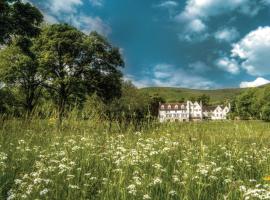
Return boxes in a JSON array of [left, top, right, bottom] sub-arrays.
[[1, 120, 270, 199]]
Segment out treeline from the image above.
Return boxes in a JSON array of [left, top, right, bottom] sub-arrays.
[[230, 85, 270, 121], [0, 0, 164, 124]]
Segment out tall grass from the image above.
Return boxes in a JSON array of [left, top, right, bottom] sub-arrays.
[[0, 118, 270, 199]]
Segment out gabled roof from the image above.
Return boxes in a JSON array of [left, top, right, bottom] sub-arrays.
[[203, 106, 217, 112], [159, 103, 187, 110]]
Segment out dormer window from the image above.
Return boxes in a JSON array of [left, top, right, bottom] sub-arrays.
[[175, 105, 178, 109], [181, 105, 185, 109], [161, 105, 165, 109], [168, 105, 171, 109]]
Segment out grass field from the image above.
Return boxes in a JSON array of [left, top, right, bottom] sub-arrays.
[[1, 119, 270, 200]]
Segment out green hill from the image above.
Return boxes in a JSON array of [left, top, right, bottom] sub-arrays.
[[141, 87, 245, 104]]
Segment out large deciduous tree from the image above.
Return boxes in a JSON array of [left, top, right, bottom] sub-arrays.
[[0, 40, 44, 114], [35, 24, 124, 120], [0, 0, 43, 44]]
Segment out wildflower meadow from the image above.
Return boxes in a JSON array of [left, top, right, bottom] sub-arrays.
[[0, 119, 270, 200]]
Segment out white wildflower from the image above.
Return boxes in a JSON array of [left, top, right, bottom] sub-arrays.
[[40, 188, 49, 196], [143, 194, 151, 199]]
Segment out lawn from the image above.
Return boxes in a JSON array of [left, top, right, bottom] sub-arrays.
[[1, 119, 270, 199]]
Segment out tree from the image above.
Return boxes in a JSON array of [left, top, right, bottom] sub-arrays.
[[108, 81, 150, 126], [0, 40, 44, 115], [197, 94, 210, 106], [0, 87, 18, 115], [235, 89, 256, 120], [149, 94, 165, 117], [85, 32, 124, 103], [0, 0, 43, 44], [35, 24, 124, 120]]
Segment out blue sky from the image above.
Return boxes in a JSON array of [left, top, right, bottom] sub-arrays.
[[29, 0, 270, 89]]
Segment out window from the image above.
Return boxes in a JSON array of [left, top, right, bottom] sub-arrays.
[[181, 105, 185, 109], [175, 105, 178, 109], [168, 105, 171, 109], [161, 105, 165, 109]]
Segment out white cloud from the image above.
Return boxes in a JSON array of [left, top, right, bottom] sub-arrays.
[[126, 64, 216, 89], [186, 19, 207, 33], [177, 0, 261, 37], [71, 15, 111, 36], [214, 27, 239, 42], [178, 32, 209, 42], [216, 57, 240, 74], [124, 74, 150, 88], [40, 0, 110, 36], [48, 0, 83, 14], [158, 1, 178, 8], [89, 0, 103, 7], [231, 26, 270, 76], [188, 61, 210, 73], [178, 0, 256, 22], [43, 13, 59, 24], [240, 77, 270, 88]]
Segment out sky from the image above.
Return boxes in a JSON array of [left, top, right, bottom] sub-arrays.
[[28, 0, 270, 89]]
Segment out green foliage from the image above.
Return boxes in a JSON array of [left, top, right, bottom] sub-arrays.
[[231, 85, 270, 121], [0, 87, 20, 115], [33, 24, 124, 119], [196, 94, 210, 105], [234, 89, 256, 120], [0, 41, 43, 114], [0, 0, 43, 44], [108, 81, 151, 124], [148, 94, 165, 117]]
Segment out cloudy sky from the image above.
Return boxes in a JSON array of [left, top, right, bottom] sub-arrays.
[[29, 0, 270, 89]]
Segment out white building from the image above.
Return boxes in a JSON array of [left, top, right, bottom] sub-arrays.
[[159, 101, 230, 122], [210, 105, 230, 120]]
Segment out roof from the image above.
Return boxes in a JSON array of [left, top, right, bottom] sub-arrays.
[[159, 103, 187, 111], [203, 106, 217, 112]]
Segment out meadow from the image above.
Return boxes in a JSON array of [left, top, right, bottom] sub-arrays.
[[1, 119, 270, 200]]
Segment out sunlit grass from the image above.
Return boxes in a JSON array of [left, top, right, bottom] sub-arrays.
[[1, 119, 270, 199]]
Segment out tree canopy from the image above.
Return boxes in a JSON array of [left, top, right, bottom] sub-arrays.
[[0, 0, 43, 44], [34, 24, 124, 119], [0, 40, 43, 114]]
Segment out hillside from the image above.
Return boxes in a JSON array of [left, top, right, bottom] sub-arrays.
[[141, 87, 245, 104]]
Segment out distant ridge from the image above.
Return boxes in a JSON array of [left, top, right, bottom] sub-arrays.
[[140, 84, 270, 103]]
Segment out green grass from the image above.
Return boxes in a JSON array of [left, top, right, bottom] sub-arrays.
[[1, 119, 270, 199], [141, 87, 244, 103]]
